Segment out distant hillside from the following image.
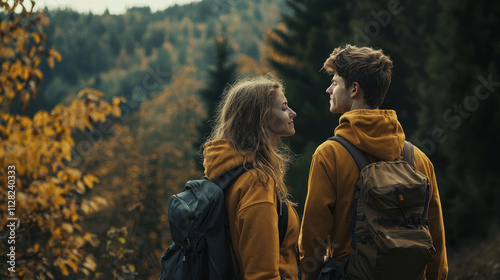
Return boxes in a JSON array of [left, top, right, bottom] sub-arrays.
[[32, 0, 285, 114]]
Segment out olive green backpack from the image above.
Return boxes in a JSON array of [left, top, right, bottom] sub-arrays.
[[328, 136, 436, 280]]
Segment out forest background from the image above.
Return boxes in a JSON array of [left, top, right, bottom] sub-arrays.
[[1, 0, 499, 279]]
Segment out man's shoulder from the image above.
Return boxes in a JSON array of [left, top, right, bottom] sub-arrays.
[[409, 142, 436, 173], [313, 138, 345, 158]]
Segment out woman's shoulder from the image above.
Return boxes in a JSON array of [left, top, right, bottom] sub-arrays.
[[234, 168, 275, 191], [228, 168, 276, 209]]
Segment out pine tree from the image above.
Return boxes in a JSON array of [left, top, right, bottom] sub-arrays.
[[267, 0, 353, 153], [414, 0, 500, 243], [197, 36, 238, 155], [266, 0, 354, 208]]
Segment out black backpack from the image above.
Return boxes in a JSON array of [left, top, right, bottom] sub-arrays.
[[159, 165, 289, 280]]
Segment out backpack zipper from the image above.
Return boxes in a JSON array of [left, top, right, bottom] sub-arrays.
[[376, 230, 391, 240], [174, 194, 193, 248], [395, 186, 404, 201]]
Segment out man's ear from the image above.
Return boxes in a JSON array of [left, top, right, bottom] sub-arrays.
[[351, 82, 362, 98]]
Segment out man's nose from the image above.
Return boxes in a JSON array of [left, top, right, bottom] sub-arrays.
[[326, 84, 333, 94]]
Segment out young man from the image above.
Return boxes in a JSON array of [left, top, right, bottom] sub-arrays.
[[298, 44, 448, 280]]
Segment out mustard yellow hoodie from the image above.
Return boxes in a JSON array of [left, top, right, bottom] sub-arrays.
[[299, 110, 448, 280], [204, 140, 300, 280]]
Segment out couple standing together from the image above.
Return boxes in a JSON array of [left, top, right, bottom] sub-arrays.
[[201, 44, 448, 280]]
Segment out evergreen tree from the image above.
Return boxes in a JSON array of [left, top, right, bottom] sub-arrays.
[[268, 0, 353, 152], [414, 0, 500, 243], [197, 35, 238, 157], [267, 0, 354, 208]]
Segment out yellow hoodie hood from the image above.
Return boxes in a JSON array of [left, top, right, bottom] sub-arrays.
[[334, 109, 405, 161], [203, 139, 253, 181]]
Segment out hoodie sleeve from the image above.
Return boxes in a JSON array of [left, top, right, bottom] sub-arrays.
[[232, 174, 281, 280], [299, 152, 337, 280], [237, 201, 281, 280], [414, 148, 449, 280]]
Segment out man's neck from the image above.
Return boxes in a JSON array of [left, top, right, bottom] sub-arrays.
[[350, 101, 376, 111]]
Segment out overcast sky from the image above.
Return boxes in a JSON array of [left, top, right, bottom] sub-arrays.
[[35, 0, 202, 14]]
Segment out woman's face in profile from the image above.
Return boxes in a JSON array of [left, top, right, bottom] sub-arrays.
[[268, 89, 297, 138]]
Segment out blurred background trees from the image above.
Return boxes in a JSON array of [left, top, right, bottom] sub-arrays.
[[0, 1, 122, 278], [1, 0, 499, 278]]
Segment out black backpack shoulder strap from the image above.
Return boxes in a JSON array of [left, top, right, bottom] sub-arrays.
[[214, 165, 249, 280], [277, 194, 288, 246], [215, 165, 249, 189], [329, 135, 371, 171], [401, 141, 414, 166]]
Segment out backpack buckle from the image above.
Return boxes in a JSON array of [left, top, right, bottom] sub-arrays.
[[358, 235, 374, 244]]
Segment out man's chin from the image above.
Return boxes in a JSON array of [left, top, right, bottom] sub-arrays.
[[330, 107, 347, 114]]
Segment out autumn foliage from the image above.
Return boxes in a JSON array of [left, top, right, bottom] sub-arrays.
[[81, 66, 205, 278], [0, 89, 122, 278], [0, 1, 123, 278], [0, 0, 61, 110]]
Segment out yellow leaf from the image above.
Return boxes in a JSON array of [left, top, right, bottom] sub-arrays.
[[5, 88, 15, 100], [51, 49, 62, 62], [67, 250, 80, 262], [61, 223, 74, 234], [16, 81, 24, 91], [83, 176, 94, 189], [33, 68, 43, 79], [93, 196, 108, 207], [81, 203, 91, 215], [47, 56, 55, 68], [73, 224, 82, 232], [32, 33, 40, 44], [82, 267, 90, 276], [83, 256, 97, 271], [112, 96, 126, 106], [33, 56, 40, 67], [29, 46, 36, 57], [118, 237, 126, 244], [83, 232, 97, 247], [57, 259, 69, 276], [21, 66, 30, 80], [57, 170, 66, 180], [20, 116, 31, 126], [127, 264, 136, 273], [83, 174, 99, 189], [52, 227, 62, 239], [66, 168, 82, 181], [77, 88, 103, 99], [33, 110, 49, 127], [76, 181, 85, 194], [67, 259, 78, 273], [34, 243, 40, 253]]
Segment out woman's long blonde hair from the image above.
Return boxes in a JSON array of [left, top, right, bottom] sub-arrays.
[[205, 74, 294, 204]]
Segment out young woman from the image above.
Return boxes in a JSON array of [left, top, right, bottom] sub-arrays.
[[202, 75, 299, 280]]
